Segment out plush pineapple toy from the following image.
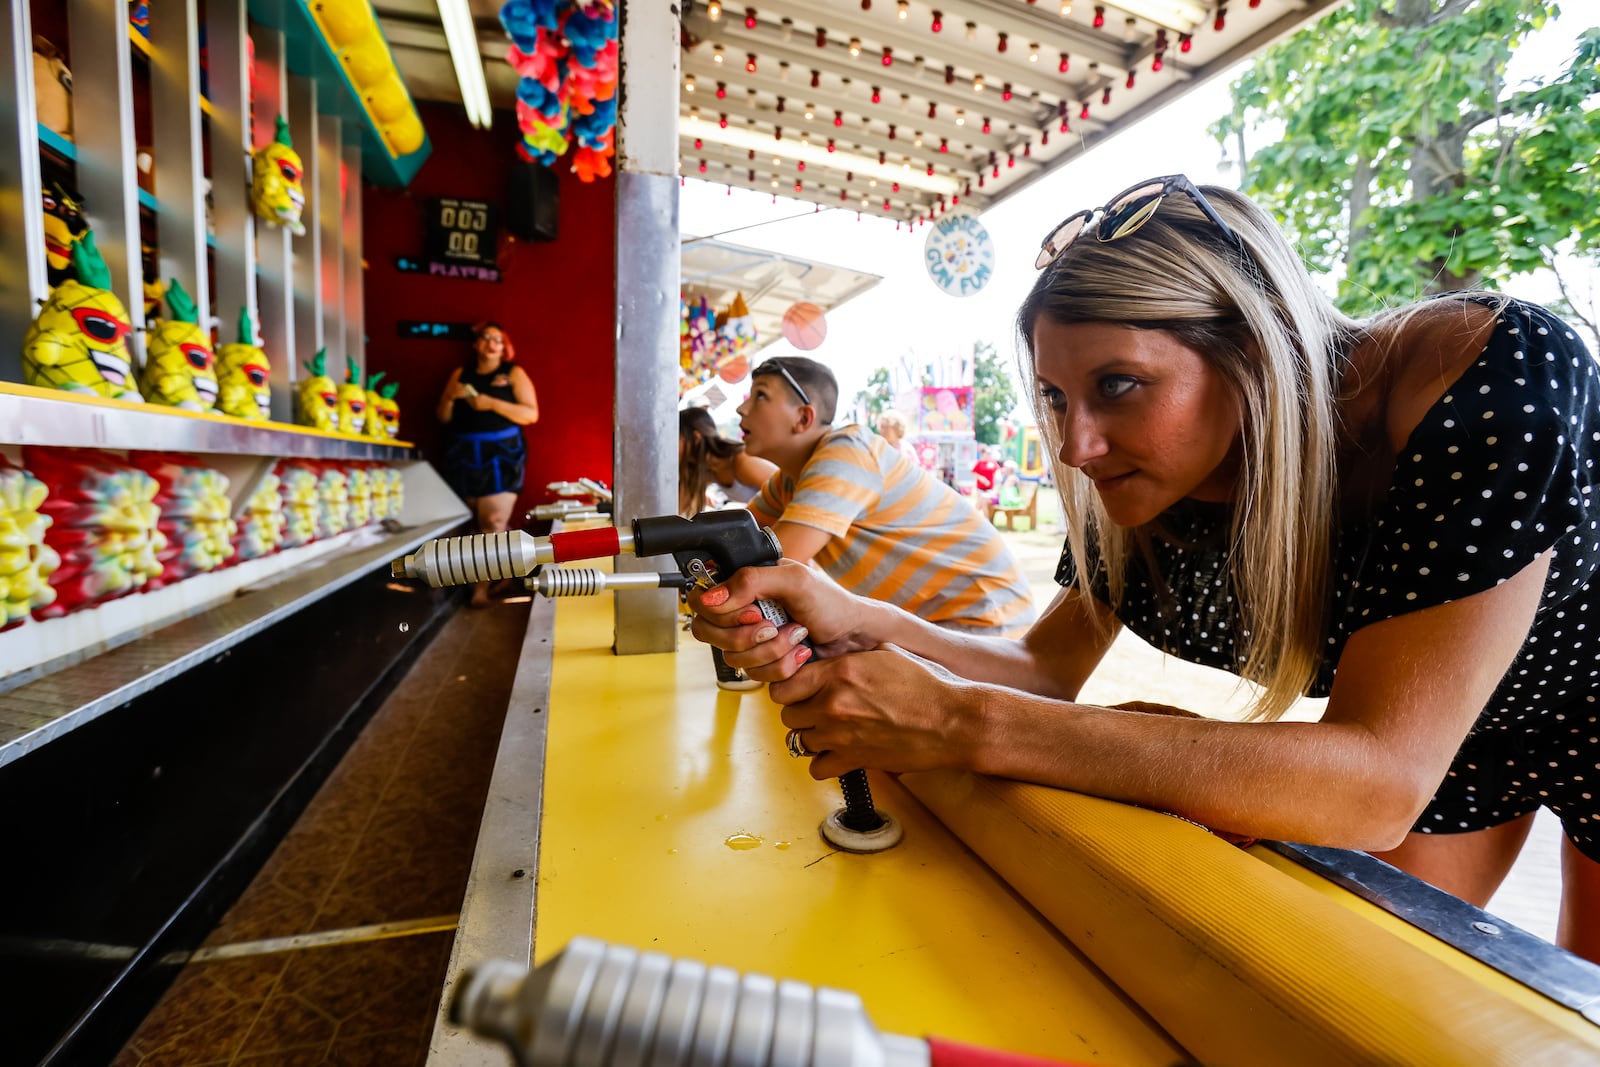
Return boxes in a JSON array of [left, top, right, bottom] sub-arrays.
[[139, 279, 218, 411], [365, 372, 400, 440], [216, 307, 273, 421], [296, 348, 339, 431], [23, 230, 143, 402], [336, 355, 368, 436], [251, 114, 307, 237]]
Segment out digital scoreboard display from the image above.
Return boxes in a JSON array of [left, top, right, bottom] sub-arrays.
[[424, 197, 498, 265]]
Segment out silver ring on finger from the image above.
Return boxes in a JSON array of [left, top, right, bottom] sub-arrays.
[[785, 727, 816, 759]]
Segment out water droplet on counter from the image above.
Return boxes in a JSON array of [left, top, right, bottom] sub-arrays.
[[398, 622, 410, 633], [724, 832, 763, 851], [655, 813, 669, 821], [774, 841, 791, 851], [667, 848, 679, 855]]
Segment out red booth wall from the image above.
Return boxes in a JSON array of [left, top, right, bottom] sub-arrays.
[[363, 102, 617, 517]]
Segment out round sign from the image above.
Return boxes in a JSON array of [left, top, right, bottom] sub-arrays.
[[781, 302, 828, 350], [923, 209, 995, 297]]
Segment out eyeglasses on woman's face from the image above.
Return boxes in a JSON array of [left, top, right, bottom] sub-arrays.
[[1033, 174, 1254, 271]]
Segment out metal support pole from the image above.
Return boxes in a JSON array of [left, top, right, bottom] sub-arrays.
[[318, 115, 344, 371], [611, 0, 681, 654], [150, 0, 209, 330], [206, 0, 255, 338], [0, 0, 47, 380], [253, 30, 296, 421], [287, 75, 322, 375], [69, 0, 146, 366], [342, 141, 364, 378]]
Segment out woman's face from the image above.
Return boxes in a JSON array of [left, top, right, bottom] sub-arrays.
[[475, 329, 507, 362], [1032, 318, 1242, 526]]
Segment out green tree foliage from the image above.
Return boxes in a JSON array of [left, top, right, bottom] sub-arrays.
[[1212, 0, 1600, 315], [852, 366, 893, 421], [972, 341, 1017, 445]]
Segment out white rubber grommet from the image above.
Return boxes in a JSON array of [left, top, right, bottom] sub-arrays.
[[819, 809, 903, 853]]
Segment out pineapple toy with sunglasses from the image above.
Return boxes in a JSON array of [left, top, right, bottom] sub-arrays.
[[216, 307, 273, 421], [139, 279, 219, 411], [365, 372, 401, 441], [336, 355, 368, 437], [23, 230, 143, 402], [296, 348, 339, 432], [251, 114, 307, 237]]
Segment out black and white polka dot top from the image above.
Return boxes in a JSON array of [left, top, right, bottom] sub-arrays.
[[1056, 298, 1600, 708]]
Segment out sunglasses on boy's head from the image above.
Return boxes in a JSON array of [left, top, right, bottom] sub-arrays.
[[752, 360, 812, 407], [1034, 174, 1254, 271]]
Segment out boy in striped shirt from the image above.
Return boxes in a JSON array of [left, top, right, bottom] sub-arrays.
[[738, 356, 1036, 637]]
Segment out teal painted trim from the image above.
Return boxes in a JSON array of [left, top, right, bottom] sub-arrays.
[[245, 0, 432, 188], [37, 124, 78, 162], [138, 187, 158, 212]]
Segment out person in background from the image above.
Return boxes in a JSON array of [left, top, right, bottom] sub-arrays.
[[679, 406, 778, 517], [738, 356, 1036, 638], [436, 321, 540, 607], [972, 445, 1002, 503], [692, 178, 1600, 962], [874, 409, 908, 451]]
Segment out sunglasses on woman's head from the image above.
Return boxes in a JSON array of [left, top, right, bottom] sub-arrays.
[[1033, 174, 1253, 271]]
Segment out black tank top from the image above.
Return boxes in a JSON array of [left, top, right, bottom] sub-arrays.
[[453, 362, 520, 434]]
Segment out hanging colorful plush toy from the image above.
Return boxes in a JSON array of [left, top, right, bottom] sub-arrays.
[[296, 348, 339, 431], [23, 231, 142, 402], [252, 114, 307, 236], [216, 307, 273, 421], [140, 279, 219, 411], [365, 372, 401, 440], [0, 456, 61, 628], [501, 0, 617, 181], [337, 355, 368, 436]]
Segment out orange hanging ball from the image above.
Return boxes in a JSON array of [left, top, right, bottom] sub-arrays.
[[718, 354, 750, 383], [781, 302, 827, 350]]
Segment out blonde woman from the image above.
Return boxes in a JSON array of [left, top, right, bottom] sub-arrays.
[[874, 408, 908, 450], [687, 177, 1600, 962]]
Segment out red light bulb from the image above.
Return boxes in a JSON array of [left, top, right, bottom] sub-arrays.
[[882, 47, 893, 65], [1059, 52, 1070, 72], [981, 117, 991, 133], [939, 137, 948, 152], [1180, 33, 1193, 52], [1092, 5, 1105, 27], [931, 10, 942, 30], [834, 110, 843, 126], [744, 8, 756, 28], [1102, 86, 1111, 105], [871, 86, 881, 103], [1126, 71, 1135, 89], [745, 54, 758, 73], [997, 32, 1008, 53], [1213, 7, 1226, 30], [1002, 82, 1013, 101], [811, 69, 821, 88], [1152, 54, 1164, 71], [1079, 101, 1090, 119], [816, 27, 827, 47], [716, 82, 727, 99], [720, 114, 728, 127]]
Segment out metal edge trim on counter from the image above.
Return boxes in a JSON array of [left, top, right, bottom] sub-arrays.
[[426, 590, 555, 1066], [0, 514, 465, 769], [1265, 841, 1600, 1023], [0, 383, 416, 458]]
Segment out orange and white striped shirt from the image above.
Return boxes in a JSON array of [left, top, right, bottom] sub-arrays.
[[750, 426, 1036, 637]]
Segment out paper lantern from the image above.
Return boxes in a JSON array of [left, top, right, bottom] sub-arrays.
[[780, 302, 827, 350], [718, 354, 750, 382]]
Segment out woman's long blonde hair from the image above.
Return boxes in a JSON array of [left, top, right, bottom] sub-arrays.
[[1017, 186, 1364, 720]]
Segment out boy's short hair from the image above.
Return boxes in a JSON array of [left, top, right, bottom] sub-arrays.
[[753, 356, 838, 425]]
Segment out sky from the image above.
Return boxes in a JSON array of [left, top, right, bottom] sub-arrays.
[[678, 9, 1596, 426]]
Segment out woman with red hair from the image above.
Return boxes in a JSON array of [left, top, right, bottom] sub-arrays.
[[436, 321, 540, 606]]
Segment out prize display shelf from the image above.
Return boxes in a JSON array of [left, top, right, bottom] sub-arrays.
[[0, 509, 464, 770], [0, 381, 413, 459]]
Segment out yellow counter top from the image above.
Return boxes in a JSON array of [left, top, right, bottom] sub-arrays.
[[534, 590, 1184, 1063]]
